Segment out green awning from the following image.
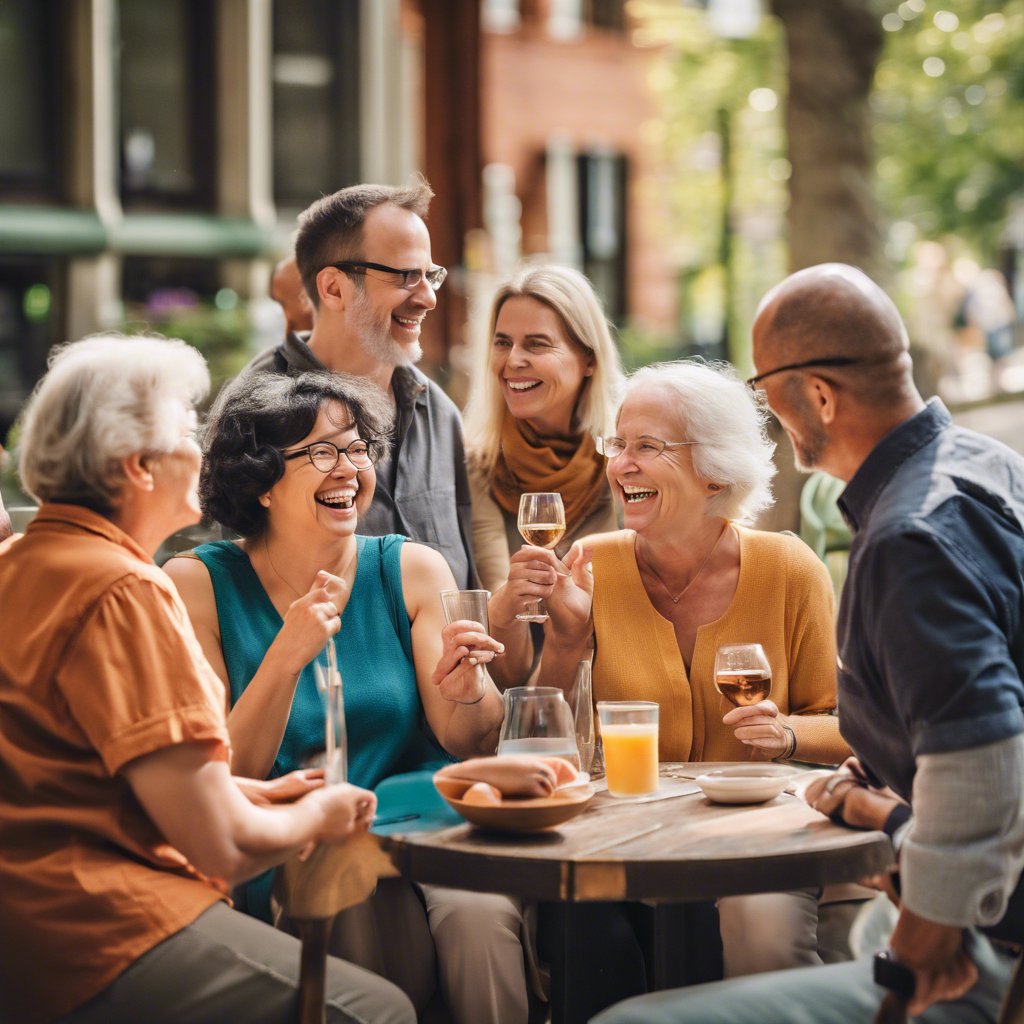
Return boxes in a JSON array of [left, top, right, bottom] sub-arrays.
[[112, 214, 278, 258], [0, 206, 279, 259], [0, 206, 106, 255]]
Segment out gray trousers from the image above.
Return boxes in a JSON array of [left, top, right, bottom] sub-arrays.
[[591, 934, 1018, 1024], [58, 901, 415, 1024]]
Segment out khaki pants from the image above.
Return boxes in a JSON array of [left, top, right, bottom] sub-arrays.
[[58, 902, 414, 1024], [326, 878, 531, 1024]]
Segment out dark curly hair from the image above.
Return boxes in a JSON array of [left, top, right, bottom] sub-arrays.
[[200, 371, 393, 538]]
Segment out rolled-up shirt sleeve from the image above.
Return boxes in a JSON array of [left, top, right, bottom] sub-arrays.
[[56, 574, 230, 775], [900, 734, 1024, 927]]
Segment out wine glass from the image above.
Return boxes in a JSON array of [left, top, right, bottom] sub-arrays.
[[516, 492, 566, 622], [714, 643, 772, 708]]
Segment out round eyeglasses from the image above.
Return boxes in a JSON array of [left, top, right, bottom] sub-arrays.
[[595, 436, 700, 460], [281, 439, 383, 473]]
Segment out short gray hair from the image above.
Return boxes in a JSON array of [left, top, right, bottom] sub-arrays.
[[18, 333, 209, 511], [622, 360, 776, 524]]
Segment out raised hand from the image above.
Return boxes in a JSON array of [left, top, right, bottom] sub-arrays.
[[271, 570, 348, 675], [431, 619, 504, 704], [545, 543, 595, 640], [489, 545, 562, 629]]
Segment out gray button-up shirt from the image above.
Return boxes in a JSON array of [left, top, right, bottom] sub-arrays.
[[243, 333, 477, 588]]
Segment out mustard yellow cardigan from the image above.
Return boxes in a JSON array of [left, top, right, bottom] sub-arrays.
[[590, 526, 847, 765]]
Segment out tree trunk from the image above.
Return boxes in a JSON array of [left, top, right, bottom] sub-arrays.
[[760, 0, 884, 533]]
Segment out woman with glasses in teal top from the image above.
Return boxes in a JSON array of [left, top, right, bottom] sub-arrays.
[[166, 370, 539, 1024]]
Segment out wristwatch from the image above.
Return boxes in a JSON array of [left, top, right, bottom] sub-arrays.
[[873, 948, 916, 999]]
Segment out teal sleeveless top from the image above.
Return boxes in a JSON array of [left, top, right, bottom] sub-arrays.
[[193, 535, 449, 919]]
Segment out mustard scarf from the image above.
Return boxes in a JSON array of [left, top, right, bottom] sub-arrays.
[[490, 412, 607, 528]]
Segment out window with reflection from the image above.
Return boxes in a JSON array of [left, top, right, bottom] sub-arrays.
[[118, 0, 215, 207], [272, 0, 361, 210], [0, 1, 61, 200], [579, 151, 628, 324]]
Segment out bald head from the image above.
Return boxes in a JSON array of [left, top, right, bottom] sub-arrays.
[[753, 263, 915, 407], [270, 255, 314, 336]]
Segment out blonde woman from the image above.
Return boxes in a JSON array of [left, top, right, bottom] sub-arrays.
[[463, 264, 624, 686]]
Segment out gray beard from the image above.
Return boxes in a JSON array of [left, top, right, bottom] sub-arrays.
[[352, 294, 422, 368]]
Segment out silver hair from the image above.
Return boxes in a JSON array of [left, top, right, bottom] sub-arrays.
[[622, 360, 776, 524], [17, 333, 209, 511]]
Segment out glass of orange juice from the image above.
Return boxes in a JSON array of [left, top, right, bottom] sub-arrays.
[[597, 701, 659, 797]]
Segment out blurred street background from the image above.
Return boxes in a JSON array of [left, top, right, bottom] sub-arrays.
[[2, 0, 1022, 528]]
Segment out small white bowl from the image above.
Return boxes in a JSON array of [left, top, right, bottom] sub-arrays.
[[694, 765, 797, 805]]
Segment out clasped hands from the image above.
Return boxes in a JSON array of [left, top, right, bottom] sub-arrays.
[[489, 542, 594, 634]]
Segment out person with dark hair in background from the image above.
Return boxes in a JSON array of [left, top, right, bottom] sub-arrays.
[[239, 178, 477, 589], [269, 254, 314, 337]]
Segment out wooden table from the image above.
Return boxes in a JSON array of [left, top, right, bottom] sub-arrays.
[[379, 763, 893, 1024]]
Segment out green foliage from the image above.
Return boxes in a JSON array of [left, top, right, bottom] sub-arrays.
[[873, 0, 1024, 261], [118, 305, 254, 400]]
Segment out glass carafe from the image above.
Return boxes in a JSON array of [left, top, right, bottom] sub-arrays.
[[498, 686, 581, 771]]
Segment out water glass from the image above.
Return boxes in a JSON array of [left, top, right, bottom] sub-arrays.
[[440, 589, 492, 704]]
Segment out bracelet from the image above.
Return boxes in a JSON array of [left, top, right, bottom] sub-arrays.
[[773, 722, 797, 761]]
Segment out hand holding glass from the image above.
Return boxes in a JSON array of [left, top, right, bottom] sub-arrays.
[[439, 589, 492, 704], [516, 492, 566, 622], [714, 643, 772, 707]]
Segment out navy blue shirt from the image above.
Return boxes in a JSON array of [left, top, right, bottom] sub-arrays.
[[836, 399, 1024, 801]]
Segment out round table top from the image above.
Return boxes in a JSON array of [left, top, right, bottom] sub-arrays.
[[379, 763, 894, 902]]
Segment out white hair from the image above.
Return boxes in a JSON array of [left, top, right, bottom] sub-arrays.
[[18, 333, 209, 511], [622, 360, 776, 524], [464, 263, 624, 474]]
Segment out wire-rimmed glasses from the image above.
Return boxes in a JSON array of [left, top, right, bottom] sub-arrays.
[[595, 436, 700, 461]]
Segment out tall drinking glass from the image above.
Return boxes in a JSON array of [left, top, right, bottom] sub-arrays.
[[439, 589, 492, 704], [315, 641, 347, 785], [516, 492, 566, 622], [597, 701, 659, 797]]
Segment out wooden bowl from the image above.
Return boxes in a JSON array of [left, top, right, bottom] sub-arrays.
[[433, 774, 595, 833]]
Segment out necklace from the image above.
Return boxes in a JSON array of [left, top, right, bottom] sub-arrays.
[[262, 535, 357, 602], [264, 535, 304, 600], [640, 522, 730, 605]]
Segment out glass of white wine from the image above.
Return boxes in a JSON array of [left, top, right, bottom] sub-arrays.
[[516, 491, 566, 622], [714, 643, 772, 708]]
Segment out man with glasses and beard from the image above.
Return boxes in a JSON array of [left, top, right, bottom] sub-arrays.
[[595, 263, 1024, 1024], [241, 178, 476, 588]]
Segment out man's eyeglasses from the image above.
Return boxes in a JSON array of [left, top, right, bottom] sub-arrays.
[[746, 357, 861, 390], [331, 261, 448, 292], [596, 436, 700, 460], [281, 439, 384, 473]]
